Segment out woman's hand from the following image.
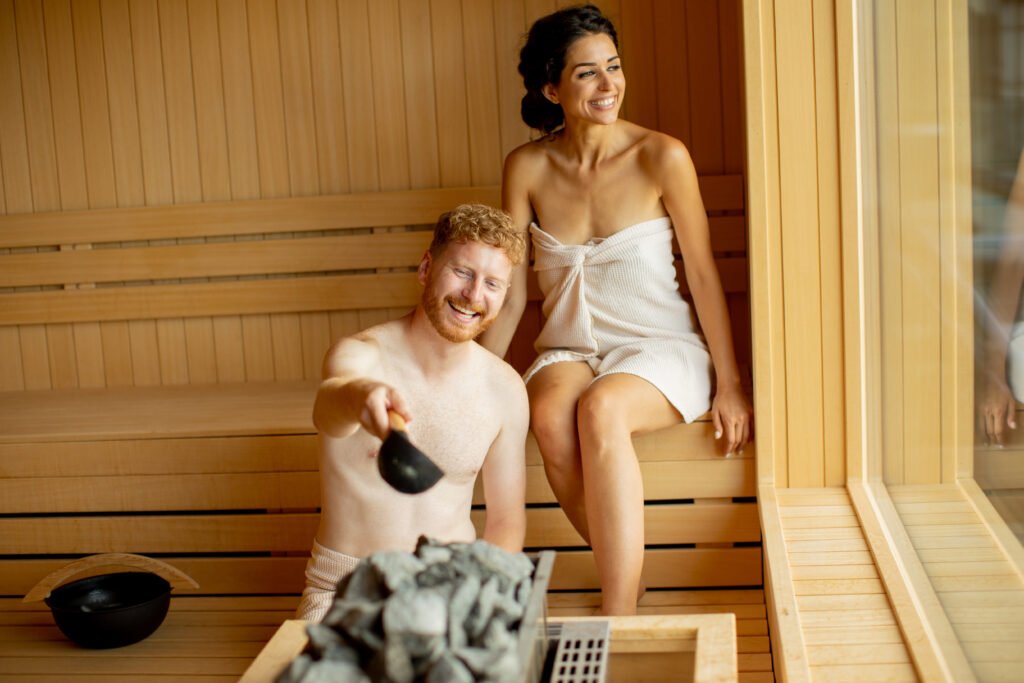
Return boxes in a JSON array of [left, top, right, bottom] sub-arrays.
[[979, 378, 1018, 447], [711, 385, 753, 456]]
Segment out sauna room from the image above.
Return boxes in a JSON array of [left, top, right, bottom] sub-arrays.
[[0, 0, 1020, 681]]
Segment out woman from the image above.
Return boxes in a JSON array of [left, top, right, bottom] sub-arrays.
[[480, 4, 752, 615]]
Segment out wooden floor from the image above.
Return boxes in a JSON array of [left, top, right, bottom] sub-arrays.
[[0, 589, 773, 681], [776, 487, 919, 683], [890, 484, 1024, 683]]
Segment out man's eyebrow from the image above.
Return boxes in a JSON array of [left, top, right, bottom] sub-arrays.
[[571, 55, 620, 69]]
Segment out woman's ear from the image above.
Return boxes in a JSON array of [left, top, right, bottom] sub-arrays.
[[542, 83, 559, 105]]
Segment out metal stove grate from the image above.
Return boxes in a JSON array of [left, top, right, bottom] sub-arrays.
[[546, 620, 611, 683]]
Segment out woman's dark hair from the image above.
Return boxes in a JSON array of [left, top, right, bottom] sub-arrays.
[[518, 4, 619, 134]]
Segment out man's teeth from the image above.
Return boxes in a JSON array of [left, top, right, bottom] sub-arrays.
[[450, 302, 477, 316]]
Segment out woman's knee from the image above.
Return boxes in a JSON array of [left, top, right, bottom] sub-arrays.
[[576, 384, 629, 439]]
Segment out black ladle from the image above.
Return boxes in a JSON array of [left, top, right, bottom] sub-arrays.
[[378, 411, 444, 494]]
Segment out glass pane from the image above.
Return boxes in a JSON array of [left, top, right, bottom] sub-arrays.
[[972, 0, 1024, 544]]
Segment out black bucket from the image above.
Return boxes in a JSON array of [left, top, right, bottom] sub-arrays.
[[45, 571, 172, 649]]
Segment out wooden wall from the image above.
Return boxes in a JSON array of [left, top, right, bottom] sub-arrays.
[[744, 0, 846, 488], [0, 0, 747, 392], [872, 0, 972, 486]]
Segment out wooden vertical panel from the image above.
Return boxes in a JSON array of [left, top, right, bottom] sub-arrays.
[[812, 0, 845, 487], [270, 313, 304, 380], [129, 0, 174, 205], [242, 314, 275, 381], [158, 0, 203, 203], [186, 0, 230, 384], [653, 0, 690, 144], [72, 0, 117, 210], [45, 323, 78, 388], [358, 309, 391, 330], [461, 0, 502, 186], [183, 317, 219, 384], [719, 0, 744, 174], [218, 0, 261, 199], [73, 322, 106, 388], [368, 0, 410, 190], [132, 0, 188, 385], [15, 0, 58, 390], [307, 0, 351, 194], [775, 0, 824, 487], [896, 0, 941, 484], [247, 0, 291, 198], [15, 0, 61, 212], [492, 0, 528, 160], [43, 0, 89, 211], [19, 326, 51, 389], [328, 311, 361, 342], [338, 0, 379, 192], [216, 0, 259, 377], [0, 328, 26, 390], [743, 0, 787, 485], [157, 0, 203, 385], [524, 0, 556, 22], [943, 3, 973, 482], [187, 0, 232, 202], [399, 0, 440, 188], [128, 319, 161, 386], [430, 0, 472, 187], [875, 0, 903, 485], [212, 315, 246, 382], [618, 0, 657, 130], [299, 311, 332, 380], [100, 0, 146, 207], [277, 0, 320, 196], [0, 0, 34, 215], [100, 320, 135, 386], [685, 0, 724, 174]]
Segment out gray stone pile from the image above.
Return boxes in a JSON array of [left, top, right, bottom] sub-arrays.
[[276, 537, 538, 683]]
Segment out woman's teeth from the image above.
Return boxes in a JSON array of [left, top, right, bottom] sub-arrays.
[[591, 97, 615, 108]]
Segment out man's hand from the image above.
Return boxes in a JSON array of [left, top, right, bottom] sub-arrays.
[[356, 382, 412, 441]]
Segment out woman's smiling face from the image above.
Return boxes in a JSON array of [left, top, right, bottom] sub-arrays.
[[546, 32, 625, 128]]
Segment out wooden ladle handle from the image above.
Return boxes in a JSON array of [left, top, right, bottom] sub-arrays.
[[388, 410, 407, 432], [23, 553, 199, 603]]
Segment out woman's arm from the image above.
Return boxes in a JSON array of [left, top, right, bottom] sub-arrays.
[[658, 138, 752, 454], [479, 149, 535, 359]]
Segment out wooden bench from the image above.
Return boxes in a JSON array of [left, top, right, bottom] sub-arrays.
[[0, 181, 769, 681]]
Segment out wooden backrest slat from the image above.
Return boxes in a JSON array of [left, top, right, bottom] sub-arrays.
[[0, 186, 501, 249], [0, 176, 743, 249], [0, 257, 749, 326], [0, 232, 432, 288], [1, 216, 746, 289]]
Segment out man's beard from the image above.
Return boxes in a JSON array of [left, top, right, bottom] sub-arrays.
[[422, 292, 495, 343]]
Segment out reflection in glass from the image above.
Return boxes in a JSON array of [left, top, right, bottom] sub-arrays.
[[971, 0, 1024, 543]]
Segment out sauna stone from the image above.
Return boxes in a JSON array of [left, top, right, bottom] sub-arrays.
[[276, 538, 537, 683]]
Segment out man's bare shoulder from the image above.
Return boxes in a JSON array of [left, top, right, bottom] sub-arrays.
[[471, 343, 528, 396], [322, 320, 405, 378]]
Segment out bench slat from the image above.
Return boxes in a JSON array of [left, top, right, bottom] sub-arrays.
[[0, 547, 762, 596], [1, 457, 754, 513], [0, 503, 759, 553]]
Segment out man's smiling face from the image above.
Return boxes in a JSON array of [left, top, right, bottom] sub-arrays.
[[419, 240, 513, 343]]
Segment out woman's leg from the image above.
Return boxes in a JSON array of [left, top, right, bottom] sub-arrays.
[[527, 361, 596, 543], [576, 373, 682, 615]]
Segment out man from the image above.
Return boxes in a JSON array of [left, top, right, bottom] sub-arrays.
[[297, 204, 530, 621]]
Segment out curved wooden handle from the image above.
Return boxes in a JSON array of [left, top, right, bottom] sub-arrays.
[[22, 553, 199, 603]]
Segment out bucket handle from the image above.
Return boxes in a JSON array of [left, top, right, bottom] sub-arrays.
[[22, 553, 199, 603]]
